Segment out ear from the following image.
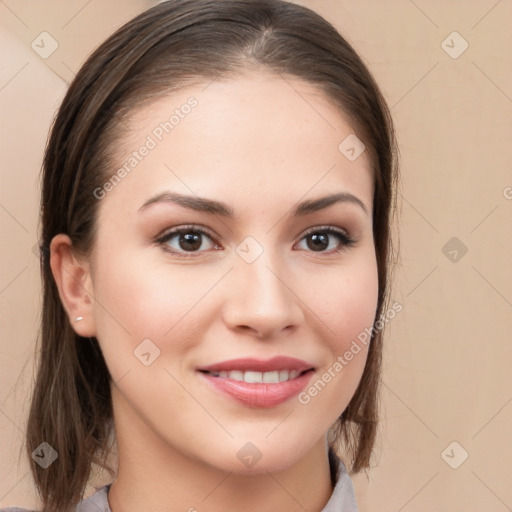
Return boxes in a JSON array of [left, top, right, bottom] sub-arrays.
[[49, 233, 97, 337]]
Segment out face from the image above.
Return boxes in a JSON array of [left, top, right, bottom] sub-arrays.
[[87, 69, 378, 474]]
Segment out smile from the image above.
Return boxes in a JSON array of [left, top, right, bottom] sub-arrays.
[[197, 356, 316, 408], [201, 369, 309, 383]]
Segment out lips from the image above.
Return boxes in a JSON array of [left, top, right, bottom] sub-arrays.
[[198, 356, 315, 374], [197, 356, 316, 408]]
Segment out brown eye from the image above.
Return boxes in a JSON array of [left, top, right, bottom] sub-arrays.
[[178, 231, 202, 251], [156, 226, 218, 255], [296, 227, 356, 254], [306, 232, 330, 251]]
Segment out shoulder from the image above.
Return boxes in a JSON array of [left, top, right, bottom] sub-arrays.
[[322, 450, 359, 512], [0, 508, 38, 512], [76, 484, 111, 512], [0, 484, 112, 512]]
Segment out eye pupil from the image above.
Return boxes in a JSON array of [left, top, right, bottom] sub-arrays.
[[307, 233, 328, 251], [180, 232, 202, 251]]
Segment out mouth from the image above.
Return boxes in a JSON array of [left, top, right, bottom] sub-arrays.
[[196, 356, 316, 408], [197, 355, 315, 374], [198, 368, 314, 383]]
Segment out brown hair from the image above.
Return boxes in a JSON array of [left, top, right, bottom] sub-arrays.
[[28, 0, 399, 510]]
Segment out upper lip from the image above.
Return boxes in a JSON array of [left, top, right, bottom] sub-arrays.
[[198, 356, 315, 373]]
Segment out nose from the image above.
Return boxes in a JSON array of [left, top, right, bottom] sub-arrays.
[[222, 253, 304, 340]]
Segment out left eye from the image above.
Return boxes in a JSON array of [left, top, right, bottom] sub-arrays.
[[295, 227, 355, 254]]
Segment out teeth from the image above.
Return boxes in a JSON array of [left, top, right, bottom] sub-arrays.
[[244, 371, 262, 383], [208, 369, 303, 383], [263, 371, 279, 383]]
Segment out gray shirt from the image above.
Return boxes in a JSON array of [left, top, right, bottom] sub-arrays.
[[1, 453, 358, 511]]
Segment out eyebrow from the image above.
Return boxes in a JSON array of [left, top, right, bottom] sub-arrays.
[[138, 191, 369, 217]]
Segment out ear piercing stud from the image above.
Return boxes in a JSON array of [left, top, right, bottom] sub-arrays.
[[75, 316, 83, 322]]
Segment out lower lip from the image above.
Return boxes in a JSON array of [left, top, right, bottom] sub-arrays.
[[197, 370, 315, 408]]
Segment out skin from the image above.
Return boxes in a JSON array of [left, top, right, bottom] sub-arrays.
[[50, 68, 378, 512]]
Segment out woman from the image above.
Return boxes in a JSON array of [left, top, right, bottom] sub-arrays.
[[3, 0, 398, 510]]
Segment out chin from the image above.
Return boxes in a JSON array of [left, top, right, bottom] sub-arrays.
[[201, 436, 314, 476]]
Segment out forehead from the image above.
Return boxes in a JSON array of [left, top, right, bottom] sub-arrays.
[[99, 69, 373, 216]]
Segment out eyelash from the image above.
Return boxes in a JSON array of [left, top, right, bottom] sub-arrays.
[[154, 224, 357, 258]]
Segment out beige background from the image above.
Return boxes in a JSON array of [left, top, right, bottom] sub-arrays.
[[1, 1, 511, 510]]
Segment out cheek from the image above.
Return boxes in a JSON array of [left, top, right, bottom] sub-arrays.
[[296, 257, 378, 423], [305, 254, 379, 349], [90, 248, 219, 369]]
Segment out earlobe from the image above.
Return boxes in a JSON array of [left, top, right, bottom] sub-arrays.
[[49, 233, 97, 337]]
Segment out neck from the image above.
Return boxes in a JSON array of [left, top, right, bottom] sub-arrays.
[[107, 394, 334, 512]]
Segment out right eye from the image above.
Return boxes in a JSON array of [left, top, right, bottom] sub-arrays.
[[155, 225, 221, 257]]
